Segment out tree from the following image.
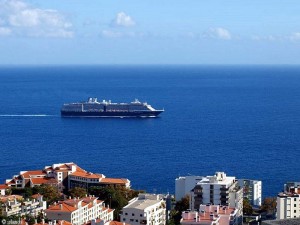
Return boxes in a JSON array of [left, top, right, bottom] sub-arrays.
[[168, 195, 190, 225], [33, 184, 60, 205], [89, 185, 143, 220], [260, 197, 276, 214], [69, 187, 87, 198], [243, 198, 253, 215]]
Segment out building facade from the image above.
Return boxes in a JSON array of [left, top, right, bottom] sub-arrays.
[[190, 172, 243, 225], [45, 196, 114, 225], [277, 192, 300, 220], [0, 194, 47, 217], [237, 179, 262, 207], [120, 193, 166, 225], [175, 176, 203, 201], [5, 162, 130, 193]]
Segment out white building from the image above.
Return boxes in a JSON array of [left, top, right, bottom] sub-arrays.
[[175, 176, 203, 201], [190, 172, 243, 225], [45, 196, 114, 225], [238, 179, 262, 207], [5, 163, 130, 193], [181, 204, 238, 225], [276, 187, 300, 220], [0, 194, 47, 217], [120, 193, 166, 225], [0, 184, 8, 195]]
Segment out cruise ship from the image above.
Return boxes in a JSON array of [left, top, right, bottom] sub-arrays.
[[61, 98, 164, 118]]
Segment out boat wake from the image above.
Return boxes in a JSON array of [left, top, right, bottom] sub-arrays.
[[0, 114, 56, 117]]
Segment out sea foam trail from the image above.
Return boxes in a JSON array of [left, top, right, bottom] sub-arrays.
[[0, 114, 56, 117]]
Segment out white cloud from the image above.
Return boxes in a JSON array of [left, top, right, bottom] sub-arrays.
[[250, 34, 284, 42], [0, 0, 73, 38], [100, 29, 144, 39], [112, 12, 135, 27], [0, 27, 11, 36], [289, 32, 300, 41], [203, 27, 232, 40]]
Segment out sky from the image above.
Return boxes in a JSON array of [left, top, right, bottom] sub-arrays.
[[0, 0, 300, 65]]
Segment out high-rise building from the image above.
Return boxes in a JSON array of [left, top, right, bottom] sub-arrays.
[[190, 172, 243, 225]]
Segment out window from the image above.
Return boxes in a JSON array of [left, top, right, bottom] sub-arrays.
[[132, 213, 135, 216], [123, 219, 126, 221], [140, 214, 143, 217], [125, 213, 128, 215], [130, 219, 134, 222]]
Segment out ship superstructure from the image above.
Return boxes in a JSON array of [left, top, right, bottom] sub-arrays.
[[61, 98, 164, 117]]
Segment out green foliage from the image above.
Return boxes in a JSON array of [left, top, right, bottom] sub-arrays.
[[5, 189, 12, 195], [260, 197, 276, 213], [168, 195, 190, 225], [89, 185, 143, 220], [33, 184, 60, 205], [24, 214, 35, 225], [243, 198, 253, 215], [10, 187, 32, 198], [69, 187, 87, 198]]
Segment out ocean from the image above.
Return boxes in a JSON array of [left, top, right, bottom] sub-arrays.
[[0, 65, 299, 198]]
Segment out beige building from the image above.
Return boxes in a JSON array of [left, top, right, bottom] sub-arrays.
[[277, 191, 300, 220], [120, 193, 166, 225], [45, 196, 114, 225], [0, 194, 47, 217]]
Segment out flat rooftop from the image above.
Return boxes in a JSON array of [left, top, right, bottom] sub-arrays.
[[262, 218, 300, 225]]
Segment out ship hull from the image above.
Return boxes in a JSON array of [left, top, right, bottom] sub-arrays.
[[61, 110, 163, 118]]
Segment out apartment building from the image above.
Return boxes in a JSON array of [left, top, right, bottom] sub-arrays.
[[277, 191, 300, 220], [5, 162, 130, 193], [175, 176, 203, 201], [189, 172, 243, 225], [69, 171, 130, 190], [181, 204, 238, 225], [238, 179, 262, 207], [0, 194, 47, 217], [45, 196, 114, 225], [120, 193, 166, 225]]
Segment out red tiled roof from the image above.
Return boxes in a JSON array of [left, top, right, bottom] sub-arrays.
[[70, 171, 103, 179], [100, 178, 128, 185], [0, 184, 8, 189], [46, 202, 77, 213], [32, 194, 43, 199], [31, 178, 58, 185], [0, 195, 23, 203], [110, 221, 130, 225], [21, 170, 46, 179]]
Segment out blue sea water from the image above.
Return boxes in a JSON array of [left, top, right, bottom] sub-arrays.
[[0, 65, 300, 198]]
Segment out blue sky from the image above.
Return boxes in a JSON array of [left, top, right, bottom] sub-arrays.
[[0, 0, 300, 64]]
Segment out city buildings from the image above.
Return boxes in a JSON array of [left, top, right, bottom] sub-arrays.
[[189, 172, 243, 225], [120, 193, 166, 225], [180, 204, 238, 225], [175, 176, 203, 201], [175, 175, 261, 208], [69, 171, 130, 190], [0, 184, 8, 195], [5, 162, 130, 193], [45, 196, 114, 225], [276, 190, 300, 220], [238, 179, 262, 207], [0, 194, 47, 217]]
